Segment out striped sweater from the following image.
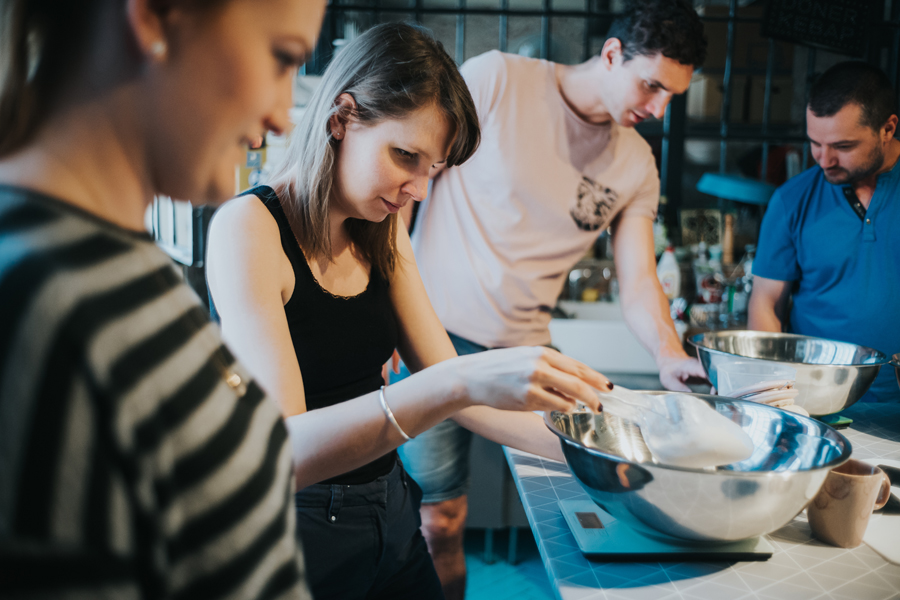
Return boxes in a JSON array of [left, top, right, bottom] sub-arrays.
[[0, 186, 310, 600]]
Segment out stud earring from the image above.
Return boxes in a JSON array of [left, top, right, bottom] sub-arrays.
[[150, 40, 167, 58]]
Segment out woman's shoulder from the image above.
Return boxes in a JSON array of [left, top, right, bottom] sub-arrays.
[[206, 189, 292, 279], [211, 189, 281, 239], [206, 188, 297, 315]]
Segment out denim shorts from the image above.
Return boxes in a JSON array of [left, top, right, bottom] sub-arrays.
[[392, 331, 489, 504]]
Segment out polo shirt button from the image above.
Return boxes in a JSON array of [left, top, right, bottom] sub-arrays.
[[331, 516, 336, 522], [866, 218, 872, 224]]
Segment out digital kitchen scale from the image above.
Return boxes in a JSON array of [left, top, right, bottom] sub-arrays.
[[559, 499, 774, 561]]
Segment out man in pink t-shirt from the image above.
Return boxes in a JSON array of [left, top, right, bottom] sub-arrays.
[[395, 2, 708, 597]]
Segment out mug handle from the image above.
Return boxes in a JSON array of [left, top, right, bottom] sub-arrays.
[[874, 470, 893, 511]]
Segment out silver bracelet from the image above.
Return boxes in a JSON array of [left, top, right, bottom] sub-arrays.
[[379, 385, 411, 442]]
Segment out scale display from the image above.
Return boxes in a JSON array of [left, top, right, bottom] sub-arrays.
[[559, 499, 774, 562]]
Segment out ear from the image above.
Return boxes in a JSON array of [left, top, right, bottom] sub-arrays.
[[329, 93, 358, 139], [599, 37, 623, 70], [881, 114, 898, 144], [125, 0, 170, 61]]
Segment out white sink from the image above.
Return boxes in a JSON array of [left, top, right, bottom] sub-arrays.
[[550, 301, 658, 374]]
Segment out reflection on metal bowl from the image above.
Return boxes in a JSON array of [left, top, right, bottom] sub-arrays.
[[892, 354, 900, 392], [545, 393, 850, 543], [691, 331, 888, 416]]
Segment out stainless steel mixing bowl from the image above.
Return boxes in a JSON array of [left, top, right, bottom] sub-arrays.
[[892, 353, 900, 391], [546, 393, 851, 543], [691, 331, 888, 416]]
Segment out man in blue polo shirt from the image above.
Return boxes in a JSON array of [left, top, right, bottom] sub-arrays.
[[749, 61, 899, 403]]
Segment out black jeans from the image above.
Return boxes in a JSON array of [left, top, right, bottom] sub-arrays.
[[294, 459, 445, 600]]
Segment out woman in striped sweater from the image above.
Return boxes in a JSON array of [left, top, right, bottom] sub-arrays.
[[0, 0, 326, 597]]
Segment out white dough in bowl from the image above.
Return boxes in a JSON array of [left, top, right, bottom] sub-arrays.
[[598, 388, 755, 469]]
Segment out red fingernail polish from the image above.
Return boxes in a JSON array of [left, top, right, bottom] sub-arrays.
[[606, 381, 614, 390]]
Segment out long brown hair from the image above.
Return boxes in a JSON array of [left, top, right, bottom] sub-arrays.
[[270, 22, 480, 279], [0, 0, 88, 157], [0, 0, 228, 158]]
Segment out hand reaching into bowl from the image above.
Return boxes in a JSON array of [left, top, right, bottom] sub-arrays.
[[455, 346, 609, 413]]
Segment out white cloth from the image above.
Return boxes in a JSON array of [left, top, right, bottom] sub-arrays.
[[412, 51, 660, 347]]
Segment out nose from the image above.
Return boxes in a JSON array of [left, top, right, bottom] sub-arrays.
[[648, 93, 671, 120], [817, 147, 837, 168], [401, 174, 429, 202], [264, 77, 294, 136]]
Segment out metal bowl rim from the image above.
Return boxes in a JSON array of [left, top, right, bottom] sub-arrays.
[[689, 331, 889, 367], [891, 352, 900, 367], [544, 395, 852, 478]]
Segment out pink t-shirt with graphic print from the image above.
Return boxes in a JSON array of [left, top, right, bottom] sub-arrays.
[[411, 50, 659, 348]]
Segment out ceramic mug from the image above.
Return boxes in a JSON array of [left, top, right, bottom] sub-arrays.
[[807, 459, 892, 548]]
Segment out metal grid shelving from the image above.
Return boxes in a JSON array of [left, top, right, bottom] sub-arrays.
[[303, 0, 900, 242], [153, 1, 900, 269]]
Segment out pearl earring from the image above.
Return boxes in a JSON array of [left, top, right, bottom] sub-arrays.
[[150, 40, 167, 58]]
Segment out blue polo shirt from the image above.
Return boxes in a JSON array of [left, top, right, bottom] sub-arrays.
[[754, 162, 900, 403]]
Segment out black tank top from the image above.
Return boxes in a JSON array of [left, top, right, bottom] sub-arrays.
[[250, 185, 399, 485]]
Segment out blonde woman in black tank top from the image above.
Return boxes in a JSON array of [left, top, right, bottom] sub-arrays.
[[207, 23, 611, 600]]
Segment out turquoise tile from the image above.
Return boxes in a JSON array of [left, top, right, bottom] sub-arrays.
[[464, 528, 556, 600]]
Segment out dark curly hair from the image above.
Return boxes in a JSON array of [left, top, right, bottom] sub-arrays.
[[808, 61, 897, 131], [605, 0, 707, 68]]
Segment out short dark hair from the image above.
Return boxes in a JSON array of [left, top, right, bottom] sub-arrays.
[[808, 62, 897, 131], [605, 0, 707, 68]]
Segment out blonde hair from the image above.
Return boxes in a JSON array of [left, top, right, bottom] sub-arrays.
[[270, 22, 480, 279]]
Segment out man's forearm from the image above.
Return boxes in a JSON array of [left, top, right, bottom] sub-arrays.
[[747, 277, 792, 333], [747, 294, 783, 332], [610, 217, 706, 391], [620, 277, 688, 366]]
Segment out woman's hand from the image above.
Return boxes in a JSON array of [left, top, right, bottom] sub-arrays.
[[451, 346, 610, 413]]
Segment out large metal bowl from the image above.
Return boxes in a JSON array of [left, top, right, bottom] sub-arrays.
[[892, 353, 900, 391], [691, 331, 888, 416], [546, 393, 851, 543]]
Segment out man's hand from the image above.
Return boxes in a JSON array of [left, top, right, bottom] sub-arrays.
[[658, 356, 708, 392]]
